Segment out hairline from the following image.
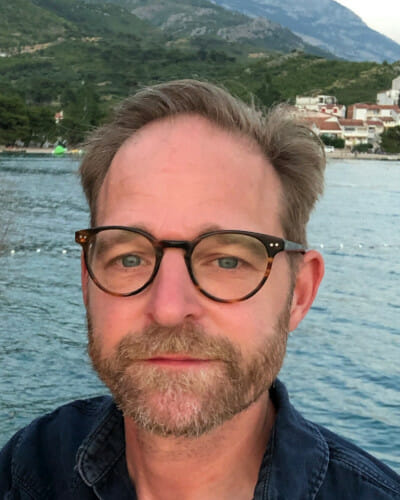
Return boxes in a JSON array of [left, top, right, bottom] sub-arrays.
[[93, 112, 280, 226]]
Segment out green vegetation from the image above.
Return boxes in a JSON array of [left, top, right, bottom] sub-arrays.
[[0, 94, 57, 146], [320, 135, 345, 149], [0, 0, 70, 49], [0, 0, 399, 146], [352, 143, 373, 153], [380, 126, 400, 153]]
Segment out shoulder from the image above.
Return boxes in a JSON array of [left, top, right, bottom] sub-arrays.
[[269, 380, 400, 499], [0, 396, 114, 497], [317, 424, 400, 499]]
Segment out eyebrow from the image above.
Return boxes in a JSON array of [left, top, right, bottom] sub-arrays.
[[122, 223, 225, 237]]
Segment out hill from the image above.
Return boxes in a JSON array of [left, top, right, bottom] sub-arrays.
[[94, 0, 332, 58], [1, 0, 399, 146], [211, 0, 400, 63]]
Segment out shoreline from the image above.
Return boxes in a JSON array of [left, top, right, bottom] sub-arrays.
[[0, 147, 82, 156], [1, 147, 399, 161], [327, 151, 400, 161]]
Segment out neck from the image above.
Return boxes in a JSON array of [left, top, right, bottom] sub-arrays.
[[124, 392, 276, 500]]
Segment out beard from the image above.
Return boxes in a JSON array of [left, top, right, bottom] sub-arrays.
[[87, 304, 290, 439]]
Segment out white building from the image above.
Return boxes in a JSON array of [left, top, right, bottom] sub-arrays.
[[295, 95, 346, 117], [348, 103, 400, 125], [338, 119, 369, 148], [377, 76, 400, 106]]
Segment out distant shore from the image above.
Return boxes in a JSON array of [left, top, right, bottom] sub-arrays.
[[0, 147, 82, 156], [1, 147, 399, 161], [327, 150, 400, 161]]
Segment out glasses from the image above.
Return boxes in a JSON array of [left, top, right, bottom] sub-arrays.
[[75, 226, 307, 303]]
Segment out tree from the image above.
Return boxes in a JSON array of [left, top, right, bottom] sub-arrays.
[[25, 106, 57, 146], [0, 95, 29, 146], [59, 84, 104, 145], [380, 126, 400, 153], [352, 143, 373, 153], [255, 74, 281, 108], [320, 134, 345, 149]]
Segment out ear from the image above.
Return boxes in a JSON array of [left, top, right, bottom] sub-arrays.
[[289, 250, 324, 332], [81, 252, 89, 309]]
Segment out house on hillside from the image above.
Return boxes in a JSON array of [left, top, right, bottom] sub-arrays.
[[366, 120, 385, 148], [337, 119, 369, 148], [299, 112, 371, 148], [295, 95, 346, 117], [54, 111, 64, 124], [301, 114, 342, 139], [377, 76, 400, 106], [348, 103, 400, 124]]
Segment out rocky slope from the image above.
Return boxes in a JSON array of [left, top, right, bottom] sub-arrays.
[[211, 0, 400, 62]]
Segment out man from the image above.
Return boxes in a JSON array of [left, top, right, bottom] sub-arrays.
[[1, 80, 399, 499]]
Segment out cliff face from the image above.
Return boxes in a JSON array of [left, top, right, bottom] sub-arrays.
[[111, 0, 333, 57], [211, 0, 400, 62]]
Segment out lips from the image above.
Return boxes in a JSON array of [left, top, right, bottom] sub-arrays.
[[144, 354, 213, 367]]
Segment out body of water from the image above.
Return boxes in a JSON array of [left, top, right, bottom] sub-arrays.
[[0, 156, 399, 472]]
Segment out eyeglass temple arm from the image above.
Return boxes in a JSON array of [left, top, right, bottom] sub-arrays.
[[283, 240, 308, 252]]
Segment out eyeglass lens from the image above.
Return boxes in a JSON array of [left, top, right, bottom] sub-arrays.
[[86, 229, 271, 301]]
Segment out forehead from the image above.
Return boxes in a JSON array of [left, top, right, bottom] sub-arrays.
[[96, 115, 283, 237]]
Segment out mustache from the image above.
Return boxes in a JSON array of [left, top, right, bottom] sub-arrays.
[[98, 322, 242, 366]]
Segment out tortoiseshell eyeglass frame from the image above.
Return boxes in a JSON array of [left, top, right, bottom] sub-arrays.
[[75, 226, 307, 303]]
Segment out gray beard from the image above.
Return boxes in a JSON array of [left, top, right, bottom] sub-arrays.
[[87, 306, 290, 438]]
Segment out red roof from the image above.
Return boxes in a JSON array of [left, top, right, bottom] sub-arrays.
[[302, 116, 340, 130], [319, 121, 341, 131], [349, 103, 375, 109], [322, 104, 344, 109], [350, 103, 400, 112], [379, 105, 400, 111], [366, 120, 384, 126], [339, 119, 365, 126]]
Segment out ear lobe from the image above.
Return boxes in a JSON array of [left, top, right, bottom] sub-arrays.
[[81, 252, 89, 308], [289, 250, 324, 332]]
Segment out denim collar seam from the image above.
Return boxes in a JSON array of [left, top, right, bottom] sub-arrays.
[[328, 451, 400, 495], [302, 420, 330, 499], [76, 401, 125, 486], [259, 425, 275, 499]]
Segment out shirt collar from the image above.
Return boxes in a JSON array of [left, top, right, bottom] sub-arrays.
[[75, 380, 330, 498], [76, 397, 126, 487], [254, 379, 329, 499]]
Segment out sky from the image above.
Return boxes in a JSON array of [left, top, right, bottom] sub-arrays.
[[334, 0, 400, 44]]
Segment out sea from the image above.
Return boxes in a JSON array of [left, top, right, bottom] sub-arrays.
[[0, 156, 399, 473]]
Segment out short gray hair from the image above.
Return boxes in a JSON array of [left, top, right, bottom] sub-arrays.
[[79, 79, 325, 244]]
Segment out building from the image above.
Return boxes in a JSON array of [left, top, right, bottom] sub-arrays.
[[377, 76, 400, 106], [295, 95, 346, 118], [348, 103, 400, 124], [54, 111, 64, 124], [299, 112, 382, 149]]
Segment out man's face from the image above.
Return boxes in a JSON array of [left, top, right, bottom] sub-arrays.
[[83, 115, 296, 437]]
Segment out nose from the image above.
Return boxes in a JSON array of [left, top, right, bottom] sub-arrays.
[[144, 249, 203, 326]]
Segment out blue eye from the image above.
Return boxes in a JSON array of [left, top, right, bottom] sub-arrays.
[[122, 255, 142, 267], [217, 257, 239, 269]]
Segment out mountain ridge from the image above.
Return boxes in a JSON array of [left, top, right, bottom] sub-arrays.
[[1, 0, 400, 147], [210, 0, 400, 62]]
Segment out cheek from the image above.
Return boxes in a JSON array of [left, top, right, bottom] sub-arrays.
[[209, 299, 282, 356], [217, 278, 292, 353], [86, 285, 145, 354]]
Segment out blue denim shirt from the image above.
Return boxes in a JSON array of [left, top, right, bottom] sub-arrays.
[[1, 380, 399, 499]]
